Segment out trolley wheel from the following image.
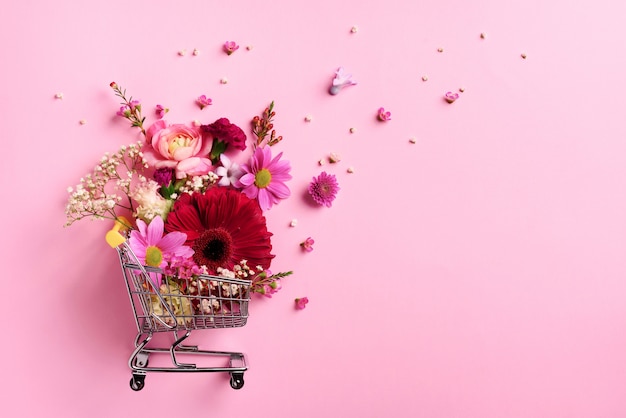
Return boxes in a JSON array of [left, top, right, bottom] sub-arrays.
[[229, 373, 245, 390], [130, 374, 146, 391]]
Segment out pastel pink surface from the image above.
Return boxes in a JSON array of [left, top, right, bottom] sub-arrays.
[[4, 0, 626, 417]]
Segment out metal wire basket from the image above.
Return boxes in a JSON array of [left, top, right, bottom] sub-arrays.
[[115, 240, 250, 391]]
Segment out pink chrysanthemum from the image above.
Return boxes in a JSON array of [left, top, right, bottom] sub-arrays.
[[237, 146, 292, 210], [128, 216, 194, 287], [308, 171, 339, 207]]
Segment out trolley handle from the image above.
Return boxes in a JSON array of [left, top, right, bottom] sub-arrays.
[[107, 219, 179, 330]]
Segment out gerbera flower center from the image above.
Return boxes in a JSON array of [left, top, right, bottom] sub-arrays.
[[145, 245, 163, 267], [192, 227, 234, 268], [254, 168, 272, 188]]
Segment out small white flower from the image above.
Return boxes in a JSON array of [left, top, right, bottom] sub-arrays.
[[216, 154, 243, 187]]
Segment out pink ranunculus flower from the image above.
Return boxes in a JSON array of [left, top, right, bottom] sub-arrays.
[[143, 120, 214, 180]]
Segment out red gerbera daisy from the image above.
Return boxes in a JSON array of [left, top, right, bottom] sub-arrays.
[[164, 187, 274, 274]]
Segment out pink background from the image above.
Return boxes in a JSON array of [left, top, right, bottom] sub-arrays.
[[4, 0, 626, 416]]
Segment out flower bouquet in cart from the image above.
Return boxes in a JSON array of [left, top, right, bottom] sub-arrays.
[[65, 83, 293, 331]]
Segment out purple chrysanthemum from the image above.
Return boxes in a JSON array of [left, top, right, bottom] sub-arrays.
[[308, 171, 339, 207], [237, 146, 292, 210]]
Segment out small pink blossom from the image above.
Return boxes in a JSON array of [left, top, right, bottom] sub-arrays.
[[295, 297, 309, 310], [116, 105, 131, 117], [196, 95, 212, 110], [300, 237, 314, 252], [155, 104, 168, 119], [223, 41, 239, 55], [128, 100, 141, 111], [261, 279, 282, 298], [377, 107, 391, 121], [444, 91, 459, 103]]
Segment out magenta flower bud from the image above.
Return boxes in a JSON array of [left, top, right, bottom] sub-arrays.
[[196, 95, 212, 110], [153, 168, 173, 187], [295, 297, 309, 310], [377, 107, 391, 122], [444, 91, 459, 104], [223, 41, 240, 55], [300, 237, 315, 252]]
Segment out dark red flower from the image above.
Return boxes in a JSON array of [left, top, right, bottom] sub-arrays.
[[164, 187, 273, 274], [202, 118, 247, 151]]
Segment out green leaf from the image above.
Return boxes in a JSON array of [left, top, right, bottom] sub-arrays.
[[209, 140, 228, 164]]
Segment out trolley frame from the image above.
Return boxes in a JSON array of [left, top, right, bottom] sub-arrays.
[[116, 241, 250, 391]]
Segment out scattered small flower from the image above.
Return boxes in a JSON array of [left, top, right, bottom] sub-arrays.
[[437, 47, 444, 52], [377, 107, 391, 122], [223, 41, 239, 55], [290, 219, 298, 227], [329, 152, 341, 163], [480, 32, 486, 39], [346, 167, 355, 173], [192, 48, 199, 56], [178, 49, 186, 56], [192, 120, 201, 127], [459, 87, 465, 93], [521, 53, 527, 59], [196, 95, 212, 110], [295, 297, 309, 310], [308, 171, 339, 207], [329, 67, 357, 95], [246, 45, 253, 51], [409, 137, 417, 144], [444, 91, 459, 104], [300, 237, 314, 252], [304, 115, 312, 122], [349, 127, 356, 134], [350, 25, 358, 33], [318, 159, 325, 166], [422, 75, 428, 82], [55, 93, 64, 99], [155, 104, 168, 119], [220, 77, 228, 84], [79, 119, 87, 125]]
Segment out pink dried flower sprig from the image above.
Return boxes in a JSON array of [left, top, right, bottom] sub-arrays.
[[308, 171, 339, 207], [300, 237, 314, 252], [251, 270, 293, 297], [196, 95, 212, 110], [223, 41, 239, 55], [295, 297, 309, 310], [377, 107, 391, 121], [444, 91, 459, 103], [111, 82, 146, 134], [252, 101, 282, 146]]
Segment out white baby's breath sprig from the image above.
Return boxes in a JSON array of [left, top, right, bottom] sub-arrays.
[[64, 142, 147, 227]]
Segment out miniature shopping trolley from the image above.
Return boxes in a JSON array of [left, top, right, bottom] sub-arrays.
[[107, 218, 249, 391]]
